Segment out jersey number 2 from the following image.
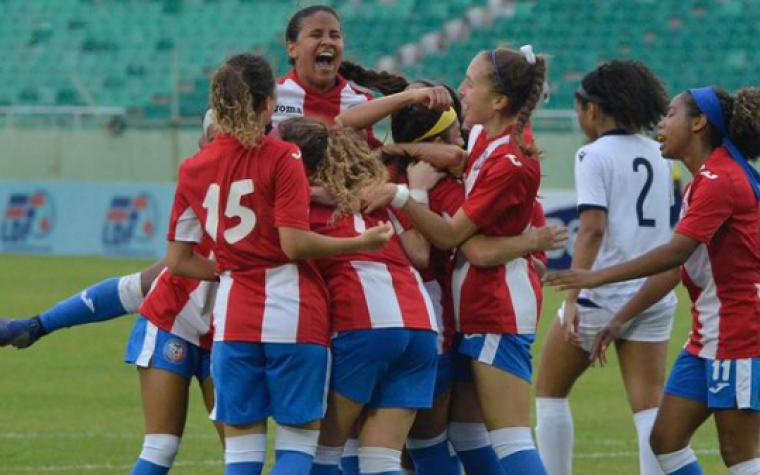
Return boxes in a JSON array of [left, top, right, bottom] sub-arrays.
[[633, 157, 656, 227], [202, 180, 257, 244]]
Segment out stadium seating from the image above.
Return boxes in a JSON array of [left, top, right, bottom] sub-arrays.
[[406, 0, 759, 108], [0, 0, 756, 116]]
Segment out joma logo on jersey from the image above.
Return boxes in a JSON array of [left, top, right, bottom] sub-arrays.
[[275, 104, 304, 114], [1, 191, 55, 243], [102, 194, 159, 250]]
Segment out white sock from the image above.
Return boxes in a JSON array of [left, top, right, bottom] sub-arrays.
[[536, 397, 573, 475], [225, 433, 267, 465], [633, 408, 663, 475], [275, 424, 319, 456], [656, 446, 697, 474], [139, 434, 181, 468], [406, 430, 448, 450], [448, 422, 491, 452], [344, 438, 360, 458], [359, 447, 402, 474], [729, 459, 760, 475], [119, 272, 145, 313], [489, 427, 535, 460], [313, 445, 343, 466]]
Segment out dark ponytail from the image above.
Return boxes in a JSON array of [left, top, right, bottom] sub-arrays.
[[339, 60, 408, 96]]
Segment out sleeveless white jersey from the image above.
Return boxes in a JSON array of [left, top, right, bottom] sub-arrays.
[[575, 132, 677, 313]]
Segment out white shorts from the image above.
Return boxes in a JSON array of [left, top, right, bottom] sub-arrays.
[[557, 300, 675, 353]]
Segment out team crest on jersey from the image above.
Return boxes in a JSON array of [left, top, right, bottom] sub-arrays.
[[102, 193, 159, 256], [163, 339, 187, 364], [1, 190, 55, 249]]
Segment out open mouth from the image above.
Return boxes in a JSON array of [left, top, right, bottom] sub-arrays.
[[315, 51, 336, 72]]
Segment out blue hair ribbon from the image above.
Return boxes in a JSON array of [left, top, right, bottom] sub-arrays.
[[689, 87, 760, 202]]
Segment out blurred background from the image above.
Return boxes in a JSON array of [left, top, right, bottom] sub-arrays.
[[0, 0, 756, 261]]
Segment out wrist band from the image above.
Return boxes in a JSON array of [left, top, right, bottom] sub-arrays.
[[410, 189, 429, 205], [391, 184, 410, 209]]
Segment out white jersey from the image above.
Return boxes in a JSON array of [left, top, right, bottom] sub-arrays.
[[575, 132, 677, 313]]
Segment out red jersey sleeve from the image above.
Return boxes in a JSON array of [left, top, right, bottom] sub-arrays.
[[676, 169, 735, 244], [168, 165, 203, 243], [530, 200, 548, 265], [462, 154, 528, 229], [274, 145, 312, 231]]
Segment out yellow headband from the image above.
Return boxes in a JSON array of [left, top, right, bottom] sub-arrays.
[[413, 107, 458, 143]]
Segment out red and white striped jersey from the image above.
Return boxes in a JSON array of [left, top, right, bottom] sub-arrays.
[[139, 237, 216, 350], [676, 147, 760, 359], [421, 176, 464, 354], [168, 134, 330, 346], [273, 70, 382, 148], [452, 125, 543, 335], [310, 204, 438, 333], [530, 200, 548, 266]]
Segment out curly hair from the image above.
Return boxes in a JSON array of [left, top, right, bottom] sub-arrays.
[[485, 48, 547, 158], [685, 87, 760, 161], [576, 60, 668, 132], [278, 117, 388, 215], [209, 54, 274, 147]]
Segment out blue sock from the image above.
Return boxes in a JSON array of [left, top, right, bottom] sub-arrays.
[[456, 447, 501, 475], [311, 463, 340, 475], [131, 459, 169, 475], [225, 461, 264, 475], [273, 450, 314, 474], [341, 456, 360, 475], [669, 461, 704, 475], [39, 277, 132, 332], [499, 449, 547, 475], [407, 437, 461, 475]]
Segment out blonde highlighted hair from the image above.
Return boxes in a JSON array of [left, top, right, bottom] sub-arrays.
[[209, 54, 275, 147], [278, 117, 388, 215]]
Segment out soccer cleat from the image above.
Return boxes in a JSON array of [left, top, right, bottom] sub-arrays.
[[0, 317, 46, 349]]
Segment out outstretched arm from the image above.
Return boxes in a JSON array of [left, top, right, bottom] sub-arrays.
[[460, 225, 568, 268], [336, 87, 452, 130], [167, 241, 217, 281]]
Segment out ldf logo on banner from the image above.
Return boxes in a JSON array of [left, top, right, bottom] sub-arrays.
[[102, 193, 160, 256], [1, 191, 55, 251]]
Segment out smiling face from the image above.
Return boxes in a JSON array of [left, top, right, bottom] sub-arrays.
[[458, 53, 505, 130], [286, 10, 344, 93], [657, 93, 699, 160]]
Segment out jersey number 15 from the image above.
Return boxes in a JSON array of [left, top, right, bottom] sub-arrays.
[[202, 180, 257, 244]]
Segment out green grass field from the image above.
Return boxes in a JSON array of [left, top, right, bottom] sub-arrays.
[[0, 254, 724, 474]]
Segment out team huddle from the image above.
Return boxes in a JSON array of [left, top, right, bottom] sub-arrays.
[[3, 4, 760, 475]]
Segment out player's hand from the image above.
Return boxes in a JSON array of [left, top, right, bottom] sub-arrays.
[[561, 301, 583, 347], [408, 161, 445, 192], [527, 225, 569, 252], [410, 86, 452, 111], [544, 269, 606, 290], [589, 318, 623, 367], [364, 183, 398, 214], [360, 221, 394, 250], [310, 186, 337, 206]]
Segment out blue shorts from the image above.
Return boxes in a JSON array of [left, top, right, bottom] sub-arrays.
[[455, 333, 535, 383], [665, 350, 760, 411], [125, 315, 211, 382], [434, 352, 454, 397], [331, 328, 437, 409], [211, 341, 330, 426]]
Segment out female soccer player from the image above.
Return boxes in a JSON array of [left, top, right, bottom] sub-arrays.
[[340, 81, 566, 475], [277, 116, 438, 475], [366, 45, 549, 475], [547, 86, 760, 475], [166, 53, 392, 475], [534, 60, 676, 475]]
